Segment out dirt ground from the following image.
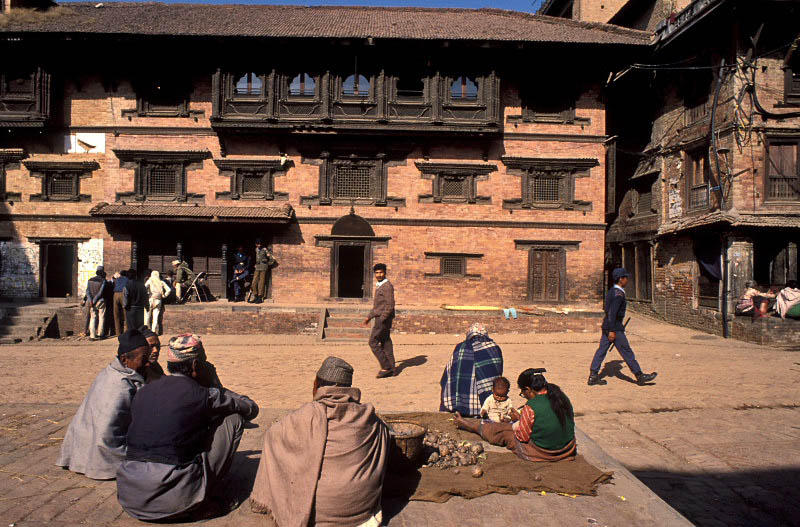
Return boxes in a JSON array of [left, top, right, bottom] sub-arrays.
[[1, 312, 799, 525]]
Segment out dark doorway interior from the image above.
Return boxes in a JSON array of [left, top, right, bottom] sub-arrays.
[[42, 243, 76, 298], [337, 245, 365, 298]]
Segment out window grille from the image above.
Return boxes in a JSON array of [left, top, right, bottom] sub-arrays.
[[766, 142, 799, 201], [441, 256, 465, 276], [49, 173, 74, 198], [241, 173, 263, 194], [637, 189, 653, 215], [289, 73, 315, 96], [531, 176, 560, 202], [334, 166, 371, 198], [149, 167, 177, 196], [689, 185, 709, 209], [441, 176, 467, 198]]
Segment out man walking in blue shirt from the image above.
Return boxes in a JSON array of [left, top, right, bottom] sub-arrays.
[[588, 268, 657, 386]]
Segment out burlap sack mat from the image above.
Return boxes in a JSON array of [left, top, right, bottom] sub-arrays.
[[383, 412, 613, 504]]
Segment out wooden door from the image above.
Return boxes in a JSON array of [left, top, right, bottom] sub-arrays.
[[528, 248, 563, 302]]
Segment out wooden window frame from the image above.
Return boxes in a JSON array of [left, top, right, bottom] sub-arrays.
[[286, 72, 318, 99], [448, 76, 479, 103], [124, 77, 195, 118], [502, 157, 597, 211], [415, 162, 495, 204], [214, 159, 289, 201], [0, 67, 51, 126], [764, 137, 800, 202], [0, 149, 24, 202], [785, 52, 800, 105], [685, 147, 711, 211], [113, 149, 209, 203], [23, 160, 98, 203], [301, 152, 404, 207], [630, 173, 658, 218], [424, 252, 482, 279], [232, 72, 266, 99]]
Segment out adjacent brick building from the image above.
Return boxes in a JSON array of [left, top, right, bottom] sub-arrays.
[[0, 4, 647, 306], [605, 0, 800, 336]]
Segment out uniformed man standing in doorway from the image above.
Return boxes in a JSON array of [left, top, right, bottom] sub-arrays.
[[588, 268, 657, 386], [250, 238, 276, 304]]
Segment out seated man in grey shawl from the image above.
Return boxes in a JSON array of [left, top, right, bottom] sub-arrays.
[[56, 329, 151, 480], [250, 356, 390, 527], [116, 333, 259, 521]]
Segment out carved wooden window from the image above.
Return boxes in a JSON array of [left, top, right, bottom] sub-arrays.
[[234, 72, 263, 97], [126, 78, 192, 117], [289, 73, 316, 97], [334, 165, 372, 199], [24, 160, 98, 203], [786, 53, 800, 104], [424, 252, 482, 279], [529, 248, 564, 302], [765, 139, 800, 201], [214, 159, 287, 201], [450, 76, 478, 101], [502, 157, 596, 211], [685, 148, 710, 210], [114, 149, 207, 203], [0, 68, 51, 126], [416, 162, 495, 204], [2, 71, 34, 96], [342, 74, 370, 97], [441, 176, 468, 199], [396, 75, 424, 100]]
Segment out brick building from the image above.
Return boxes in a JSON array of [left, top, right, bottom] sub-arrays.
[[0, 4, 647, 306], [605, 0, 800, 336]]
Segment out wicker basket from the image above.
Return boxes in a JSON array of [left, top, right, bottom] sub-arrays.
[[386, 420, 427, 468]]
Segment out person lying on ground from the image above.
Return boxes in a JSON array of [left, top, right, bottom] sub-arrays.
[[440, 322, 504, 417], [116, 333, 258, 521], [56, 329, 151, 480], [454, 368, 576, 462], [138, 327, 164, 384], [480, 376, 518, 423], [251, 356, 390, 527], [739, 280, 777, 319]]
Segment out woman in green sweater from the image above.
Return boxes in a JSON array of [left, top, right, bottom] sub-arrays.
[[455, 368, 576, 461]]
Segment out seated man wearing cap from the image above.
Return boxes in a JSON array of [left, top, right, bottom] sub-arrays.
[[116, 333, 258, 521], [56, 329, 151, 480], [171, 259, 196, 302], [251, 356, 390, 526], [139, 327, 165, 384]]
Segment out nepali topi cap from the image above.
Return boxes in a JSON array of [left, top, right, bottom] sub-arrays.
[[117, 329, 149, 357], [139, 326, 157, 339], [612, 268, 629, 282], [167, 333, 206, 363], [317, 356, 353, 386]]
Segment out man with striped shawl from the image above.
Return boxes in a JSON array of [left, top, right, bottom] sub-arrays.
[[440, 323, 504, 417]]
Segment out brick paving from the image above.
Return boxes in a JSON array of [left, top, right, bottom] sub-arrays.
[[0, 313, 799, 526]]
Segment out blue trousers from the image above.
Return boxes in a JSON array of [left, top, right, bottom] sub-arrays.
[[590, 330, 642, 376]]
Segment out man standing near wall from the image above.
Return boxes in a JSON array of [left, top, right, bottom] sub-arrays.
[[249, 239, 275, 304], [112, 270, 128, 336], [84, 266, 107, 341], [588, 268, 657, 386], [363, 263, 396, 378], [123, 270, 148, 332]]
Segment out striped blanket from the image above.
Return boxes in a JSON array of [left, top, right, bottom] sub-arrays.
[[440, 335, 504, 417]]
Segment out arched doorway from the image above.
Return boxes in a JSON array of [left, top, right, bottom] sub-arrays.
[[315, 211, 389, 299]]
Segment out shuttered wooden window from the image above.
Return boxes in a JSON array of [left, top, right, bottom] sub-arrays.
[[766, 141, 799, 201], [528, 249, 563, 302]]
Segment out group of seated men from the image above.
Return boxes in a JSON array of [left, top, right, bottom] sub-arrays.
[[57, 330, 389, 524]]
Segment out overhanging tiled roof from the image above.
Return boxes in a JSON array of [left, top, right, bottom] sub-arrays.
[[90, 202, 294, 223], [0, 3, 651, 45]]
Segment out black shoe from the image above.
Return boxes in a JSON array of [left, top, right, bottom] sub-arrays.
[[636, 372, 657, 385], [253, 297, 263, 304], [587, 372, 607, 386]]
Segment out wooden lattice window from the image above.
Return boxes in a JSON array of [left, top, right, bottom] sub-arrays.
[[334, 166, 372, 199], [48, 173, 77, 199], [24, 160, 98, 203], [530, 176, 561, 203], [766, 140, 799, 201], [686, 148, 710, 210], [148, 166, 178, 196], [241, 172, 263, 195], [424, 252, 482, 279], [441, 256, 466, 276], [450, 76, 478, 101], [528, 248, 564, 302], [234, 72, 263, 97], [440, 176, 468, 199]]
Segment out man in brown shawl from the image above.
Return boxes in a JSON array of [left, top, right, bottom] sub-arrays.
[[251, 356, 390, 527]]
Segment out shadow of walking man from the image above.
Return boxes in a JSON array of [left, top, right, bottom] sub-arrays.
[[599, 359, 638, 384]]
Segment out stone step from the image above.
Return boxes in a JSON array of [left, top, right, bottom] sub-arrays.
[[327, 308, 369, 316], [323, 327, 370, 339], [0, 315, 48, 326], [0, 326, 40, 337], [322, 338, 364, 343], [325, 317, 368, 328]]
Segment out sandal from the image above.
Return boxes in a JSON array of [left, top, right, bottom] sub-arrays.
[[376, 369, 395, 378]]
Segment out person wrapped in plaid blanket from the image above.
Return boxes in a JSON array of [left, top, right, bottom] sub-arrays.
[[440, 323, 504, 417]]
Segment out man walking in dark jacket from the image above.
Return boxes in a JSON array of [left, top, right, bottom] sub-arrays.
[[112, 270, 128, 335], [363, 263, 396, 378], [117, 334, 258, 521], [588, 268, 657, 386], [84, 266, 107, 340], [123, 269, 148, 332]]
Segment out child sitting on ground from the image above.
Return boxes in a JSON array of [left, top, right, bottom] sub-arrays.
[[480, 377, 519, 423]]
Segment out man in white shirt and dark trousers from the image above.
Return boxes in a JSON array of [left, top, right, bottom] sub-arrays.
[[364, 263, 396, 378]]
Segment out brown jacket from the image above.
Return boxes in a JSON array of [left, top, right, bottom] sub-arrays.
[[368, 280, 395, 324]]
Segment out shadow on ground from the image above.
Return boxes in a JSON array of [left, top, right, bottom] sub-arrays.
[[395, 355, 428, 375], [598, 359, 638, 384], [633, 468, 800, 527]]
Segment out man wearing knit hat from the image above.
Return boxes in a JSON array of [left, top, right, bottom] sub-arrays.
[[251, 356, 390, 526], [117, 333, 258, 521], [56, 329, 151, 480]]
